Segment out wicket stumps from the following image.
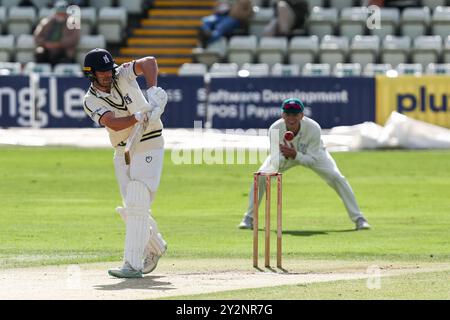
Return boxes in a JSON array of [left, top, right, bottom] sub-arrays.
[[253, 172, 282, 269]]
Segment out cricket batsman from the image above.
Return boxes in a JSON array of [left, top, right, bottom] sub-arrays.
[[82, 48, 167, 278], [238, 98, 371, 231]]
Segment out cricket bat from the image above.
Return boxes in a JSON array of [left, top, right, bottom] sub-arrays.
[[124, 122, 145, 165]]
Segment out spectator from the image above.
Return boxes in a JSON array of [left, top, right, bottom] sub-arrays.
[[263, 0, 309, 37], [34, 0, 80, 66], [198, 0, 254, 48]]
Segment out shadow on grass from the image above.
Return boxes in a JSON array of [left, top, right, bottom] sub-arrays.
[[94, 275, 174, 291], [283, 229, 355, 237]]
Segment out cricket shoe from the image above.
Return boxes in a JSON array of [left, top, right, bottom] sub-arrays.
[[238, 215, 253, 230], [108, 261, 143, 279], [355, 217, 371, 230], [143, 242, 167, 274]]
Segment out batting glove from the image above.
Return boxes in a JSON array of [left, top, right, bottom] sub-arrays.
[[134, 111, 150, 123], [146, 86, 168, 110]]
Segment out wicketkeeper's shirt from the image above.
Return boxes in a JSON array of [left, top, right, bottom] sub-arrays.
[[83, 61, 163, 153]]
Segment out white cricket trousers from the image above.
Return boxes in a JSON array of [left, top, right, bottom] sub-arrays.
[[113, 148, 164, 203], [245, 151, 363, 223]]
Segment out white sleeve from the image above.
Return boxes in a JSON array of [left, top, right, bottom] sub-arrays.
[[83, 101, 110, 126], [115, 61, 138, 82], [294, 125, 321, 167]]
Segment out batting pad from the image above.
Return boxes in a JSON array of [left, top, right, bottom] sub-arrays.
[[146, 213, 167, 256], [124, 181, 151, 270]]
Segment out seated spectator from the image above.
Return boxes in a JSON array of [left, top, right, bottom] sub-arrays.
[[198, 0, 254, 48], [33, 0, 80, 66], [263, 0, 309, 37]]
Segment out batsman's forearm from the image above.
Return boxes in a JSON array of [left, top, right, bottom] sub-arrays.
[[104, 115, 138, 132], [142, 57, 158, 88]]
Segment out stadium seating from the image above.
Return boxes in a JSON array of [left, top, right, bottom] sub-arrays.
[[98, 7, 127, 44], [319, 35, 349, 67], [38, 7, 53, 21], [411, 35, 442, 68], [431, 6, 450, 39], [401, 7, 431, 39], [80, 7, 97, 36], [76, 35, 107, 64], [308, 7, 338, 39], [423, 0, 447, 6], [396, 63, 423, 76], [178, 63, 208, 76], [350, 35, 380, 68], [334, 63, 361, 77], [271, 63, 300, 76], [1, 0, 21, 8], [339, 7, 368, 39], [257, 37, 288, 66], [7, 6, 37, 37], [426, 63, 450, 74], [302, 63, 331, 76], [443, 36, 450, 63], [15, 34, 35, 64], [0, 7, 6, 35], [381, 35, 411, 66], [2, 1, 450, 78], [209, 63, 239, 78], [53, 63, 83, 76], [90, 0, 114, 10], [249, 7, 274, 37], [288, 35, 319, 67], [363, 63, 393, 76], [0, 62, 22, 75], [118, 0, 144, 15], [193, 38, 228, 67], [240, 63, 270, 77], [227, 35, 258, 66], [0, 35, 15, 63], [24, 62, 52, 75], [305, 0, 325, 8], [329, 0, 356, 10], [369, 8, 399, 39]]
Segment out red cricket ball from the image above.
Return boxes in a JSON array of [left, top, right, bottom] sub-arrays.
[[284, 131, 294, 141]]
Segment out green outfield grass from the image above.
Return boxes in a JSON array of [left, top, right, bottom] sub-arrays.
[[1, 147, 449, 268], [1, 147, 449, 272], [166, 270, 450, 300]]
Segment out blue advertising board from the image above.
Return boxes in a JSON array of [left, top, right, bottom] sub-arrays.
[[0, 75, 204, 128], [1, 75, 375, 129], [207, 77, 376, 129]]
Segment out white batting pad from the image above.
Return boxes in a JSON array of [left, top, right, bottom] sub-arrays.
[[124, 181, 151, 270], [146, 213, 167, 256], [115, 206, 127, 222]]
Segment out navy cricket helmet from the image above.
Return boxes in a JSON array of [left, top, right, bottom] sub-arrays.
[[83, 48, 117, 81]]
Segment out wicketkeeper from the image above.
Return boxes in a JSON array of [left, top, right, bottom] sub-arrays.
[[82, 48, 168, 278], [238, 98, 371, 231]]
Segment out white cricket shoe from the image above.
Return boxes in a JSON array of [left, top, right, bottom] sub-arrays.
[[108, 261, 143, 278], [238, 215, 253, 229], [355, 217, 371, 230], [143, 243, 167, 274]]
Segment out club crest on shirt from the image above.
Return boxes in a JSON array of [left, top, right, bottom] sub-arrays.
[[124, 94, 133, 104], [146, 156, 152, 163]]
